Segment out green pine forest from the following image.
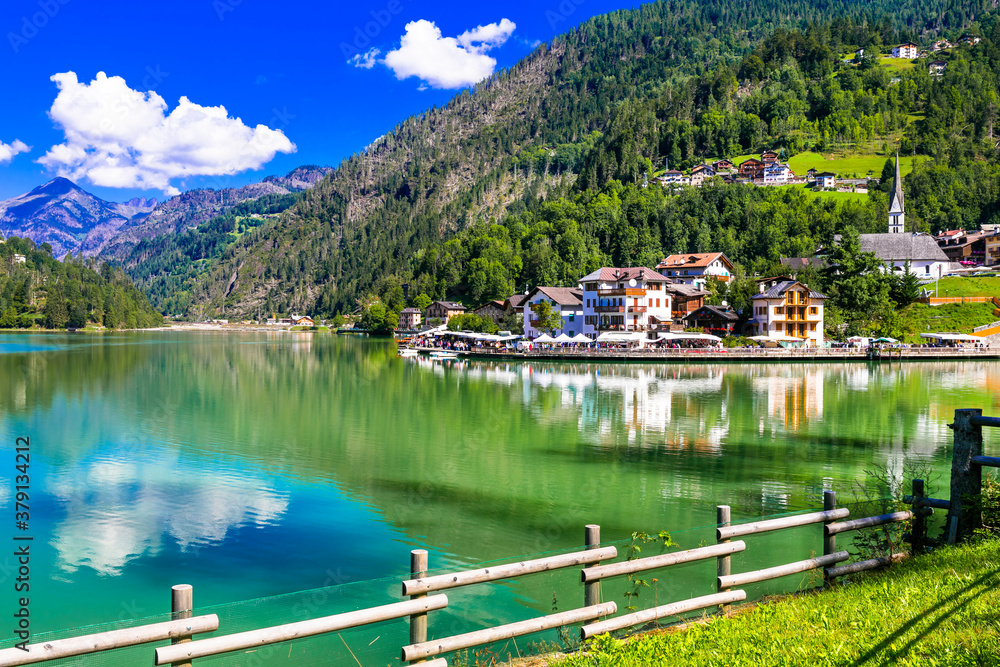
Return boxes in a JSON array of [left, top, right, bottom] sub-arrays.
[[1, 237, 164, 330], [112, 0, 1000, 336]]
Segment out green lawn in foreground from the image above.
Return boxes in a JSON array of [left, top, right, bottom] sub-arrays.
[[931, 276, 1000, 298], [787, 152, 924, 178], [551, 538, 1000, 666]]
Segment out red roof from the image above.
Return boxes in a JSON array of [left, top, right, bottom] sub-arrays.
[[657, 252, 734, 271]]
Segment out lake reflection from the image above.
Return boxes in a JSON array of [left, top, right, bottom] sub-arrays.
[[0, 333, 995, 638]]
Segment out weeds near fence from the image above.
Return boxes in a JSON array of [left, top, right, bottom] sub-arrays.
[[623, 531, 676, 613], [851, 458, 937, 562]]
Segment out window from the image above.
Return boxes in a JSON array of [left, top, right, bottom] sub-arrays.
[[568, 313, 575, 321], [809, 307, 818, 315], [776, 306, 784, 315], [925, 265, 931, 274]]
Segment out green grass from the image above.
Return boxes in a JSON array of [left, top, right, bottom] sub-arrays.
[[786, 152, 924, 178], [931, 276, 1000, 298], [904, 302, 998, 343], [550, 539, 1000, 666], [799, 188, 868, 204], [880, 56, 917, 73]]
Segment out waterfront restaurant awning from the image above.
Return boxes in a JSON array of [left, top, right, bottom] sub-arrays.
[[533, 334, 555, 343], [657, 332, 722, 342], [595, 332, 646, 343], [552, 333, 575, 344], [570, 334, 593, 344], [921, 333, 982, 343], [748, 335, 803, 342]]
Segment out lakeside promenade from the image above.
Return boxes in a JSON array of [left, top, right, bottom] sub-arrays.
[[415, 346, 1000, 363]]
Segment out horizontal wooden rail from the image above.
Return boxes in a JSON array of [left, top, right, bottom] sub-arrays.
[[970, 415, 1000, 428], [825, 511, 913, 536], [717, 509, 849, 541], [825, 553, 907, 578], [402, 602, 617, 662], [580, 591, 746, 640], [718, 551, 849, 589], [403, 547, 618, 596], [582, 542, 746, 583], [0, 615, 219, 666], [972, 456, 1000, 468], [914, 497, 950, 510], [154, 596, 447, 665]]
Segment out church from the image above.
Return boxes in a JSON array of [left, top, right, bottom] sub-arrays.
[[858, 154, 951, 280]]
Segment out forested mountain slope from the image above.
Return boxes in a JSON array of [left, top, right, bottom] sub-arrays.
[[121, 0, 996, 320]]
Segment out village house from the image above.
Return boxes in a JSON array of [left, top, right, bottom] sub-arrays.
[[13, 254, 26, 264], [892, 42, 919, 59], [684, 305, 739, 336], [657, 252, 735, 290], [815, 172, 837, 189], [426, 301, 467, 323], [712, 159, 734, 173], [579, 267, 673, 337], [936, 230, 986, 265], [748, 280, 827, 345], [689, 164, 715, 187], [399, 307, 422, 329], [959, 35, 981, 46], [760, 150, 779, 164], [932, 39, 952, 51], [738, 158, 764, 180], [985, 233, 1000, 267], [473, 300, 506, 322], [929, 60, 947, 75], [267, 314, 315, 326], [665, 282, 709, 321], [853, 48, 865, 63], [657, 170, 689, 186], [763, 163, 794, 184], [523, 286, 584, 339]]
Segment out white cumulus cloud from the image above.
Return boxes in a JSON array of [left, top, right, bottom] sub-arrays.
[[0, 139, 30, 164], [38, 71, 296, 196], [381, 18, 516, 89]]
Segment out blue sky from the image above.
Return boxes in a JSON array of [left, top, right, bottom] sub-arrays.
[[0, 0, 631, 202]]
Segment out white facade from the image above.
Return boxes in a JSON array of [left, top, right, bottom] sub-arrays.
[[522, 289, 584, 339], [763, 164, 794, 184], [578, 268, 674, 339], [892, 43, 918, 58], [816, 174, 836, 189]]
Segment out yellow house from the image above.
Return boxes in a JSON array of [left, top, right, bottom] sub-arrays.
[[749, 280, 828, 345]]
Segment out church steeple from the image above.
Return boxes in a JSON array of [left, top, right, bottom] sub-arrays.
[[889, 152, 905, 234]]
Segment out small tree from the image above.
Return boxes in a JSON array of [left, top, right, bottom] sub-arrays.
[[530, 300, 564, 335]]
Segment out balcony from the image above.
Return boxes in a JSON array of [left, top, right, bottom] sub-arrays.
[[598, 288, 647, 297], [629, 306, 647, 314], [595, 305, 625, 313]]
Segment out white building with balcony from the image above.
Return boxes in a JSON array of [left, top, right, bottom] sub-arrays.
[[657, 252, 734, 290], [522, 286, 584, 339], [579, 267, 673, 338]]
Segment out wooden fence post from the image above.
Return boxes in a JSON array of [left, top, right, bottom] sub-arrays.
[[409, 549, 429, 664], [950, 409, 984, 542], [911, 479, 927, 554], [823, 491, 836, 586], [584, 525, 602, 610], [170, 584, 193, 667], [716, 506, 731, 614]]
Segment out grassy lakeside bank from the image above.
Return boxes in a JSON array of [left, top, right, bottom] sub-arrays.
[[546, 539, 1000, 667]]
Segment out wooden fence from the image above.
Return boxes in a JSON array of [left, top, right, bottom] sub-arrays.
[[0, 498, 918, 667]]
